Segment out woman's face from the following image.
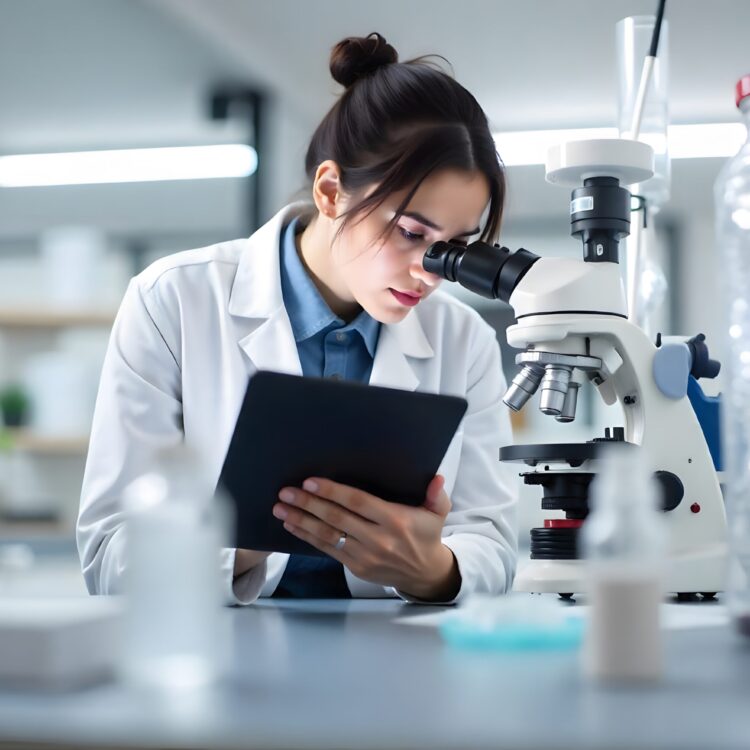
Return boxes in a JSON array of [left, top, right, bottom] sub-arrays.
[[331, 168, 490, 324]]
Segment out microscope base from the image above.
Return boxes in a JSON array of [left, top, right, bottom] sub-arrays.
[[514, 545, 728, 597]]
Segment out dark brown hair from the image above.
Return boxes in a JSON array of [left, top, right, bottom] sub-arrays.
[[305, 33, 506, 243]]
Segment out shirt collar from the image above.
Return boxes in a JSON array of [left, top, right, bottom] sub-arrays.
[[280, 218, 380, 356]]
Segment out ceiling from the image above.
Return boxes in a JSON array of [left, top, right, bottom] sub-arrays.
[[1, 0, 747, 225], [149, 0, 750, 222], [154, 0, 750, 130]]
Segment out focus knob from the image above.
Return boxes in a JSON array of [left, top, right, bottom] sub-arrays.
[[654, 471, 684, 512]]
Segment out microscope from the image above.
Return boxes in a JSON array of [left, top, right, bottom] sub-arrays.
[[424, 138, 727, 598]]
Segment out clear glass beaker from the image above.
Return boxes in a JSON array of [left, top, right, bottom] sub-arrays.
[[616, 15, 670, 210]]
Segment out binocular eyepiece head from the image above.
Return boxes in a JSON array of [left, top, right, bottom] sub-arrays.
[[422, 241, 539, 304]]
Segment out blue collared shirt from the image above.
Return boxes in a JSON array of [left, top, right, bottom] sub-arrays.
[[274, 217, 381, 598], [280, 217, 381, 381]]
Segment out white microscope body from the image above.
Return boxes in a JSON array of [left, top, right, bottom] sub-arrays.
[[507, 139, 727, 596], [423, 138, 728, 597], [507, 252, 727, 596]]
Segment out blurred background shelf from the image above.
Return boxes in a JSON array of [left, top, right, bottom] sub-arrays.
[[1, 429, 89, 455], [0, 309, 115, 329], [0, 520, 68, 536]]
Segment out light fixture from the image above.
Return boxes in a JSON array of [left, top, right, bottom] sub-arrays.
[[494, 124, 746, 166], [0, 144, 257, 187]]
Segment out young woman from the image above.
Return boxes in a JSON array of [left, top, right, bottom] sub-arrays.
[[77, 33, 518, 604]]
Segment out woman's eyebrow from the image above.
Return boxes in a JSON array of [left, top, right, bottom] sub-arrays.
[[401, 210, 480, 238]]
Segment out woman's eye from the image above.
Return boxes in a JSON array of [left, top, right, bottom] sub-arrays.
[[397, 226, 424, 243]]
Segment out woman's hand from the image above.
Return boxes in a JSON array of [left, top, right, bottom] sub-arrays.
[[272, 475, 461, 601]]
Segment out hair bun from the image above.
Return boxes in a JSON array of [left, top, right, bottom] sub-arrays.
[[330, 33, 398, 89]]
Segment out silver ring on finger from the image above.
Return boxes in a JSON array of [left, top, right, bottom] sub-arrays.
[[334, 531, 348, 551]]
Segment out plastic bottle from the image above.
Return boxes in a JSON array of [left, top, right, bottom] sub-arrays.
[[580, 444, 666, 682], [715, 74, 750, 640], [120, 444, 232, 692]]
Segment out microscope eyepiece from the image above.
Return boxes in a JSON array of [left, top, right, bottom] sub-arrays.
[[423, 240, 539, 303], [423, 241, 463, 283]]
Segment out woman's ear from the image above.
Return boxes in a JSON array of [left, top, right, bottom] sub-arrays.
[[312, 160, 343, 219]]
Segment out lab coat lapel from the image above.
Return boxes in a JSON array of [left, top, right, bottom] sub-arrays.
[[228, 204, 304, 377], [238, 310, 303, 376], [369, 311, 434, 392]]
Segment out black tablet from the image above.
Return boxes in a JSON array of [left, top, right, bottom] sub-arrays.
[[218, 371, 468, 556]]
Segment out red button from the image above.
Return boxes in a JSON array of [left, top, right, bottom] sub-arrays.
[[544, 519, 584, 528], [690, 503, 701, 514]]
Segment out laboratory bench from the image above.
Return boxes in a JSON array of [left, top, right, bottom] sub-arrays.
[[0, 596, 748, 750]]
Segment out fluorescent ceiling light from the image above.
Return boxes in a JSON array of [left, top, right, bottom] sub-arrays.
[[0, 144, 257, 187], [494, 124, 746, 166], [668, 124, 746, 159], [495, 128, 618, 166]]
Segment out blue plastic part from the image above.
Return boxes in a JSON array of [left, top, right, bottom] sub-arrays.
[[652, 343, 691, 399], [439, 617, 584, 651], [687, 375, 723, 471]]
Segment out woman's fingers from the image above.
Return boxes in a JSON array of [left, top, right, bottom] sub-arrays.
[[300, 478, 392, 524], [275, 486, 374, 540], [423, 474, 451, 518], [274, 477, 455, 596], [281, 519, 358, 567]]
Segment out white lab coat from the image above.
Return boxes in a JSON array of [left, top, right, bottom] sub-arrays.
[[77, 203, 518, 605]]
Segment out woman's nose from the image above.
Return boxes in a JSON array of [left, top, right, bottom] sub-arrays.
[[410, 256, 441, 288]]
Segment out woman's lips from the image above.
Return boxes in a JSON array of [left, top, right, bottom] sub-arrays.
[[389, 288, 421, 307]]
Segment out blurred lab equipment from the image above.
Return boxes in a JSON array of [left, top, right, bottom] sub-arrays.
[[121, 445, 232, 693], [0, 597, 122, 688], [424, 136, 726, 598], [439, 593, 583, 651], [0, 451, 85, 523], [23, 351, 95, 436], [40, 226, 107, 309], [715, 73, 750, 639], [0, 543, 35, 594], [0, 332, 102, 522], [0, 541, 121, 688], [580, 444, 666, 681], [617, 11, 670, 336]]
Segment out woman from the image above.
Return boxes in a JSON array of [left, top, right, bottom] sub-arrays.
[[77, 33, 518, 605]]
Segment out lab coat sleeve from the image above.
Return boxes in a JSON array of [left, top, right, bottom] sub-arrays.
[[76, 277, 267, 605], [395, 322, 519, 604]]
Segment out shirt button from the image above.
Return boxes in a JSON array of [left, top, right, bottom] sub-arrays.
[[329, 373, 342, 381], [335, 332, 347, 343]]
